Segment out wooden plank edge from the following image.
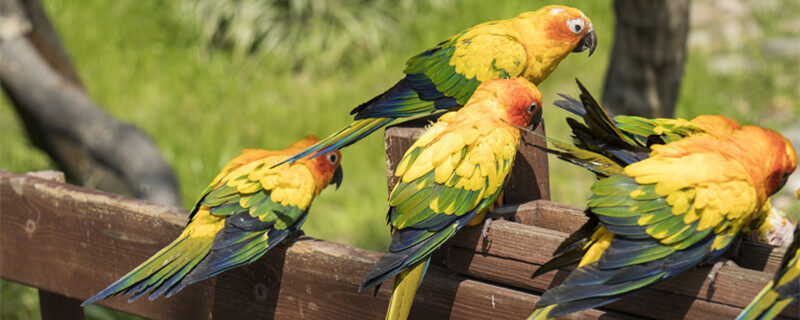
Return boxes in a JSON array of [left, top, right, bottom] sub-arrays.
[[443, 219, 798, 318], [0, 170, 627, 319]]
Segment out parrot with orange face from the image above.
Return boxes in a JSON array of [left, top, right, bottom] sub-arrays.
[[359, 78, 543, 320], [527, 81, 797, 320], [275, 5, 596, 166], [82, 136, 343, 305]]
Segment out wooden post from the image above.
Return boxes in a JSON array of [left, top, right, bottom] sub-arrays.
[[22, 171, 86, 320], [39, 290, 85, 320]]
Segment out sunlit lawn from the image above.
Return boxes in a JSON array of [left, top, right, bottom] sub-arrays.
[[1, 0, 797, 319]]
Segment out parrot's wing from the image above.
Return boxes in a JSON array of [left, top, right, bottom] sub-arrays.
[[359, 119, 516, 291], [187, 152, 316, 281], [737, 225, 800, 320], [553, 79, 713, 155], [534, 150, 761, 318], [352, 30, 527, 120], [277, 28, 528, 166]]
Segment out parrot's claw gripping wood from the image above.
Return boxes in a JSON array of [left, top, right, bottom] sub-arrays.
[[706, 260, 736, 290]]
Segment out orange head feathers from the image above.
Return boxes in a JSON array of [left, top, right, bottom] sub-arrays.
[[283, 135, 344, 191], [663, 123, 797, 201], [750, 128, 796, 196], [466, 78, 542, 128], [713, 126, 796, 199]]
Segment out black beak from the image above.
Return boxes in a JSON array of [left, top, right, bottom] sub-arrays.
[[573, 28, 597, 57], [529, 104, 544, 131], [330, 166, 344, 189]]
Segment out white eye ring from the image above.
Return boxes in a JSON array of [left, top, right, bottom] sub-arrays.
[[567, 18, 585, 35], [527, 102, 540, 114], [327, 153, 338, 164]]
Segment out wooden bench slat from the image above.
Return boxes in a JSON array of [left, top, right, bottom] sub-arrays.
[[0, 170, 631, 319]]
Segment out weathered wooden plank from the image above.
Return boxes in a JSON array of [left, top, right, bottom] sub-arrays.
[[384, 116, 550, 203], [0, 170, 629, 319], [443, 219, 798, 319], [500, 200, 789, 273], [24, 171, 86, 320]]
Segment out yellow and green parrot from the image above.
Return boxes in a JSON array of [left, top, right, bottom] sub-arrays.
[[527, 81, 798, 319], [82, 136, 343, 305], [276, 5, 596, 166], [737, 188, 800, 320], [359, 78, 543, 320]]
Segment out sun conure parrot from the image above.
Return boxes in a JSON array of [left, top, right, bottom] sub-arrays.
[[737, 188, 800, 320], [274, 5, 596, 167], [359, 78, 543, 320], [82, 136, 343, 305], [526, 81, 797, 320]]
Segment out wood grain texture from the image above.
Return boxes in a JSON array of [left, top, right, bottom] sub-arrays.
[[500, 200, 789, 273], [0, 170, 630, 319], [440, 209, 798, 319], [26, 171, 86, 320]]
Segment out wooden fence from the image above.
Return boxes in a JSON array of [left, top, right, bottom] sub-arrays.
[[0, 121, 796, 319]]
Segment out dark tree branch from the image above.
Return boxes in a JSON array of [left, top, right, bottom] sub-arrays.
[[0, 0, 181, 207], [603, 0, 690, 118]]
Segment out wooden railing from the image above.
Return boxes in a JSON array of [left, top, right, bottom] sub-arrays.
[[0, 120, 795, 319]]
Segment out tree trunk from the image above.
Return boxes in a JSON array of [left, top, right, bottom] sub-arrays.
[[602, 0, 690, 118], [0, 0, 181, 207]]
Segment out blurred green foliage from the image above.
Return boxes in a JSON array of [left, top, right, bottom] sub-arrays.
[[179, 0, 452, 71], [0, 0, 797, 319]]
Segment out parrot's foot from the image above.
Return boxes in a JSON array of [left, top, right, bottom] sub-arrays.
[[481, 217, 493, 243], [480, 210, 507, 244], [706, 260, 737, 289]]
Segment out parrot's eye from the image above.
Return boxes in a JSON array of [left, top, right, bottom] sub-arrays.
[[527, 101, 541, 114], [567, 18, 585, 35], [326, 153, 338, 165]]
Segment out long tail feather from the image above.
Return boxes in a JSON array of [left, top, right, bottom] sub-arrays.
[[527, 305, 557, 320], [385, 258, 430, 320], [273, 117, 394, 167], [81, 233, 213, 306], [737, 280, 783, 320]]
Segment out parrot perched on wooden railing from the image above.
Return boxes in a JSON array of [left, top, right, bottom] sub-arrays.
[[527, 80, 797, 320], [359, 78, 543, 320], [82, 136, 343, 305], [275, 5, 596, 167]]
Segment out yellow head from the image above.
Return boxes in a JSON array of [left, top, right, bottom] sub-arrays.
[[510, 6, 597, 83]]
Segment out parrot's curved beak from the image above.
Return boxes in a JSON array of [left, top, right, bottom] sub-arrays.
[[573, 28, 597, 57], [330, 166, 344, 189]]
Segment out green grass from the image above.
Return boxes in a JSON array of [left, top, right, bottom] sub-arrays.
[[1, 0, 797, 319]]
